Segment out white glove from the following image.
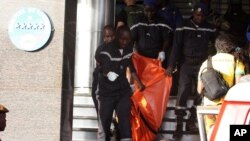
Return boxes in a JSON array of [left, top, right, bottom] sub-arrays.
[[107, 72, 119, 82], [157, 51, 165, 62]]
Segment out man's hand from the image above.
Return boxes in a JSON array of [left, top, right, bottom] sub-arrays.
[[107, 72, 119, 81], [166, 66, 178, 76], [157, 51, 165, 62], [165, 67, 173, 76]]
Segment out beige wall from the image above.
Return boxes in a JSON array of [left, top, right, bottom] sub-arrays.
[[0, 0, 65, 141]]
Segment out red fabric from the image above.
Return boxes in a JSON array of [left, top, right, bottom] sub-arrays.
[[131, 53, 172, 141]]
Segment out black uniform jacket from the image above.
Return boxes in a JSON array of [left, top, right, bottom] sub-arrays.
[[168, 18, 216, 68], [97, 41, 135, 96], [130, 16, 173, 59]]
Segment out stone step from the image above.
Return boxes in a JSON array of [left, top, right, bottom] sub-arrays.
[[73, 105, 194, 120], [72, 92, 200, 141], [73, 118, 98, 129], [73, 95, 94, 105], [72, 130, 97, 141], [72, 129, 117, 141], [73, 93, 195, 108], [72, 117, 198, 134], [73, 107, 97, 117], [72, 128, 200, 141]]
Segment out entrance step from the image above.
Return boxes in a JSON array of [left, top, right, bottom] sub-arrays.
[[72, 91, 200, 141]]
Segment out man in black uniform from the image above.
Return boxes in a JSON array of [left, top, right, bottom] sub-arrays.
[[130, 0, 173, 67], [97, 25, 145, 141], [130, 1, 173, 140], [92, 25, 116, 140], [92, 25, 115, 113], [157, 0, 183, 30], [166, 2, 216, 139]]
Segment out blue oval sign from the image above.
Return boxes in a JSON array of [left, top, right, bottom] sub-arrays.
[[8, 8, 52, 51]]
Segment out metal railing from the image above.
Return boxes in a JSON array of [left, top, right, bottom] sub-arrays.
[[196, 106, 220, 141]]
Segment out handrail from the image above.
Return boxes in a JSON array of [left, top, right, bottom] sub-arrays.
[[196, 106, 220, 141]]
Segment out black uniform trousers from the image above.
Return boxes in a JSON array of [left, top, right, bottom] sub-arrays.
[[98, 92, 132, 141], [176, 62, 202, 109]]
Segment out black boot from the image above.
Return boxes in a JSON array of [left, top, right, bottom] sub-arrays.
[[186, 106, 198, 132], [173, 120, 183, 140], [173, 109, 186, 139]]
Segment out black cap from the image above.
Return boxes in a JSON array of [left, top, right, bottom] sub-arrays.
[[194, 2, 209, 16]]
